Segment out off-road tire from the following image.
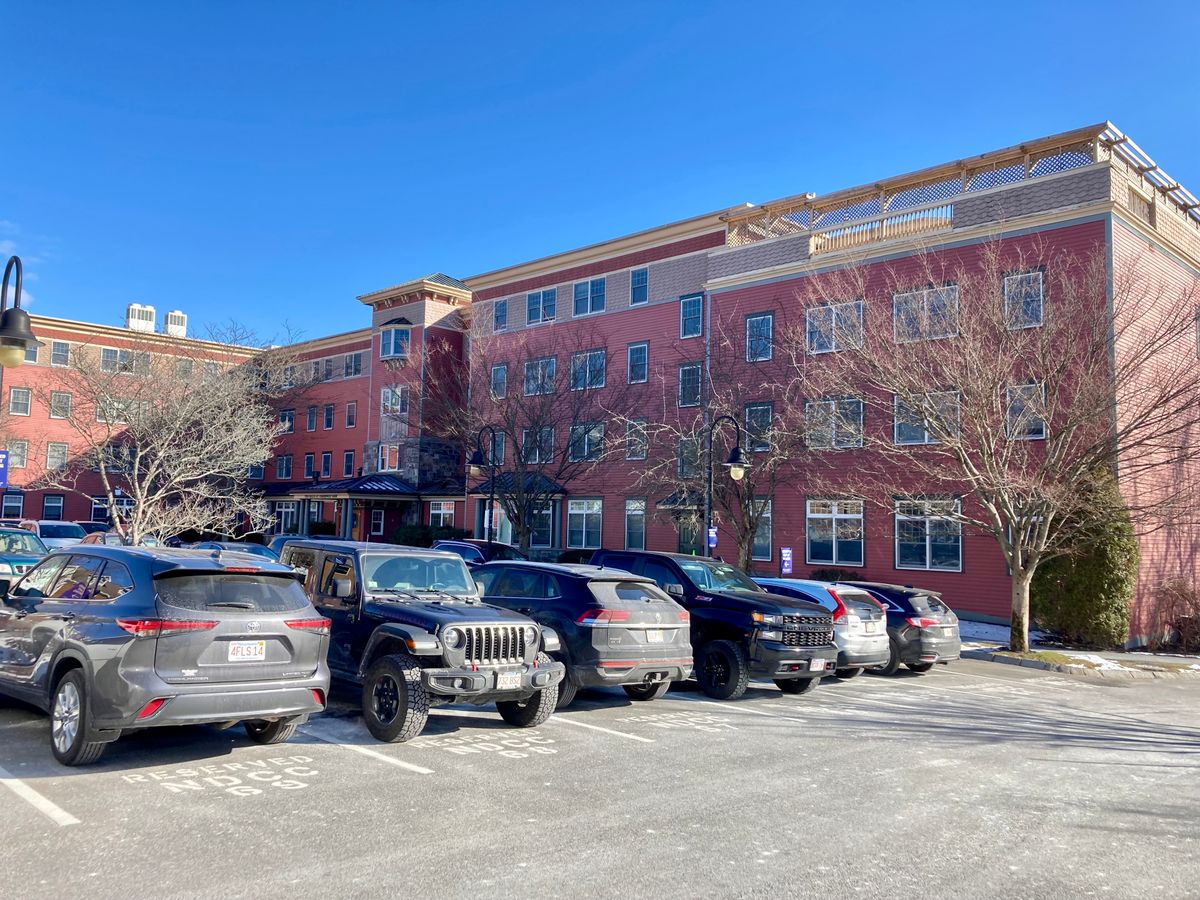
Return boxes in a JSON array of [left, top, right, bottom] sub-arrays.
[[872, 637, 902, 676], [496, 653, 559, 727], [696, 640, 751, 700], [244, 718, 300, 745], [906, 662, 935, 673], [362, 652, 430, 743], [555, 660, 578, 709], [50, 669, 106, 766], [623, 680, 671, 701], [774, 676, 820, 695], [835, 667, 864, 679]]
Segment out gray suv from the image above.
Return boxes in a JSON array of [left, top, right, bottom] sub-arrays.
[[0, 547, 331, 765]]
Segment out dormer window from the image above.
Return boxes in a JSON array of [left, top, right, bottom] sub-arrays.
[[380, 326, 411, 359]]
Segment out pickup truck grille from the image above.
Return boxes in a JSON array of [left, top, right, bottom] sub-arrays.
[[781, 615, 835, 647], [463, 625, 527, 665]]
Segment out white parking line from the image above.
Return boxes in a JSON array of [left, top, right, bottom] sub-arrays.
[[0, 763, 80, 827], [664, 694, 806, 724], [547, 716, 655, 743], [298, 727, 435, 775]]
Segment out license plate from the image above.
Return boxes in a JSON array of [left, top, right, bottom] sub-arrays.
[[228, 640, 266, 662], [809, 658, 825, 672], [496, 670, 522, 691], [943, 626, 955, 635], [646, 629, 664, 643], [864, 621, 878, 633]]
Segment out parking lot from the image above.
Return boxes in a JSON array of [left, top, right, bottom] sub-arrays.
[[2, 660, 1199, 900]]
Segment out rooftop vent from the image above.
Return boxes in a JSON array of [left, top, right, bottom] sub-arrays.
[[125, 303, 156, 333], [164, 309, 188, 338]]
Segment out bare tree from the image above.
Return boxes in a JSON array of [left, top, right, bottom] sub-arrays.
[[29, 326, 302, 542], [779, 238, 1200, 650], [426, 324, 638, 553], [615, 313, 807, 570]]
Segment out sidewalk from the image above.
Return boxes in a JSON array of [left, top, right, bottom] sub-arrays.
[[958, 620, 1200, 680]]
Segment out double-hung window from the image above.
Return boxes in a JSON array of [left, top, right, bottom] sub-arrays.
[[49, 392, 72, 420], [567, 499, 603, 548], [627, 342, 648, 384], [323, 404, 334, 430], [304, 453, 315, 479], [677, 438, 700, 477], [279, 409, 295, 433], [1006, 381, 1046, 440], [752, 499, 773, 560], [343, 450, 355, 477], [895, 499, 962, 571], [677, 363, 701, 407], [680, 294, 702, 338], [568, 423, 605, 462], [344, 352, 363, 377], [527, 288, 557, 324], [629, 268, 649, 306], [806, 500, 864, 566], [626, 419, 648, 460], [1005, 271, 1044, 329], [746, 312, 774, 362], [486, 432, 506, 466], [624, 499, 646, 550], [7, 440, 28, 468], [381, 386, 408, 416], [570, 349, 606, 391], [573, 278, 606, 316], [893, 285, 959, 342], [805, 398, 864, 449], [806, 301, 864, 353], [276, 455, 293, 479], [430, 501, 455, 529], [46, 442, 70, 471], [8, 387, 30, 416], [490, 364, 507, 399], [100, 348, 151, 375], [745, 402, 773, 452], [51, 341, 70, 367], [345, 402, 357, 428], [521, 426, 554, 464], [306, 406, 317, 431], [523, 357, 556, 395], [492, 300, 508, 332], [380, 327, 411, 358], [893, 392, 959, 445], [320, 452, 332, 478]]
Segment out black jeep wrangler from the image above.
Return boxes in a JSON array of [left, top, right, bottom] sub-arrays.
[[282, 540, 565, 741], [590, 550, 837, 700]]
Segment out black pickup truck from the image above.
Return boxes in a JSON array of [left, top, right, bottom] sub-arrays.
[[281, 540, 565, 742], [590, 550, 837, 699]]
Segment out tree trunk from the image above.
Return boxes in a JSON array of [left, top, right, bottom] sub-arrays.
[[737, 534, 753, 572], [1009, 571, 1033, 652]]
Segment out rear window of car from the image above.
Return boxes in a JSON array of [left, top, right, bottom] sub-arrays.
[[155, 573, 310, 612], [42, 523, 86, 539], [588, 580, 671, 604], [911, 593, 949, 614]]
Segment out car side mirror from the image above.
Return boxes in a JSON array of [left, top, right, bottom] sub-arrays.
[[474, 579, 486, 594], [665, 583, 684, 598]]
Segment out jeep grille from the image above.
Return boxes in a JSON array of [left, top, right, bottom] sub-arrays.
[[463, 625, 527, 665]]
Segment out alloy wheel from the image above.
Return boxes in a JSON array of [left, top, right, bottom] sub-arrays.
[[52, 681, 80, 754]]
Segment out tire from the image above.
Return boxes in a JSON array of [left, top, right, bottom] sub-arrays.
[[362, 652, 430, 743], [555, 661, 578, 709], [696, 640, 751, 700], [496, 653, 558, 727], [623, 680, 671, 702], [872, 637, 902, 676], [774, 676, 820, 695], [50, 669, 106, 766], [907, 662, 935, 673], [244, 718, 299, 745], [835, 667, 864, 679]]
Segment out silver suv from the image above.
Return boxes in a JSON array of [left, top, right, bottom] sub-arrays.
[[0, 546, 331, 765]]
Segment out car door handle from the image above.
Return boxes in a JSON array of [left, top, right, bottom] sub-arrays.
[[13, 610, 28, 619], [517, 608, 533, 615]]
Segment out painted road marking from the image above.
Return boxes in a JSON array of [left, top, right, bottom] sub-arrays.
[[0, 763, 80, 827], [664, 694, 806, 724], [546, 716, 656, 743], [298, 726, 435, 775]]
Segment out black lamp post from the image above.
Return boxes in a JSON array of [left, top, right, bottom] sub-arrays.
[[0, 255, 43, 372], [468, 424, 500, 544], [703, 414, 749, 558]]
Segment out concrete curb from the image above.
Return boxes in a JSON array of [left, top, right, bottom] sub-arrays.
[[961, 647, 1200, 681]]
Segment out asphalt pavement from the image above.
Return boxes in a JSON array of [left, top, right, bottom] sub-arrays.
[[1, 660, 1198, 900]]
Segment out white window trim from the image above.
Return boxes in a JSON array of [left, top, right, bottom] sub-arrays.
[[568, 423, 605, 463], [8, 387, 31, 417], [679, 294, 703, 339], [892, 285, 959, 343], [526, 289, 557, 326], [626, 419, 648, 461], [893, 392, 959, 446], [677, 363, 701, 408], [894, 499, 963, 572], [572, 279, 606, 318], [746, 312, 774, 362], [7, 440, 29, 469], [49, 391, 72, 420], [627, 342, 648, 384], [806, 300, 864, 355], [805, 500, 865, 567], [51, 341, 71, 368], [624, 498, 646, 550], [570, 349, 606, 392], [2, 493, 24, 518], [805, 398, 864, 450], [1006, 382, 1047, 441], [490, 364, 508, 399], [567, 498, 603, 549], [523, 357, 556, 396], [492, 300, 508, 334], [629, 268, 649, 306], [751, 498, 773, 561], [345, 402, 357, 428], [370, 509, 386, 536], [1004, 271, 1045, 330]]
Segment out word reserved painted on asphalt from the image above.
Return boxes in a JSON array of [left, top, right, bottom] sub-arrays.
[[407, 729, 558, 758], [614, 710, 738, 733], [118, 755, 318, 795]]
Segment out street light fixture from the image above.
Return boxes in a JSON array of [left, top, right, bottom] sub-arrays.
[[0, 256, 42, 369], [469, 424, 500, 544], [704, 414, 750, 558]]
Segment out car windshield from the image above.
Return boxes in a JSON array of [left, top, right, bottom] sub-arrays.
[[42, 523, 86, 539], [678, 559, 762, 592], [0, 531, 47, 555], [361, 553, 475, 596], [223, 543, 277, 560], [486, 544, 528, 561]]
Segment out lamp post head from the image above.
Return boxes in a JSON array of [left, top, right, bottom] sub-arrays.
[[468, 447, 485, 478], [0, 256, 41, 369], [724, 445, 749, 482]]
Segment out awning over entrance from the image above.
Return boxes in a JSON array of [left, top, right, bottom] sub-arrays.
[[285, 473, 421, 502]]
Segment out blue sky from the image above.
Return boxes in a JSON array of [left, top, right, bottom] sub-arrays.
[[3, 1, 1198, 342]]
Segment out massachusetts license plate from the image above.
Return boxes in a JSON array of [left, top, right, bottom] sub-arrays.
[[496, 670, 522, 691], [808, 658, 825, 672], [864, 621, 878, 633], [229, 640, 266, 662], [646, 629, 664, 643]]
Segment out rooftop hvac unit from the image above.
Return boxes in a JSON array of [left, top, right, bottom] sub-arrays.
[[164, 310, 188, 337], [125, 303, 156, 333]]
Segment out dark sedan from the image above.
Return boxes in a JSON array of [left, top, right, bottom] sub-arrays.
[[475, 562, 692, 707], [842, 581, 961, 675], [191, 541, 280, 561], [432, 539, 529, 566]]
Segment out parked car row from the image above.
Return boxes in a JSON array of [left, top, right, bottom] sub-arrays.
[[0, 536, 960, 766]]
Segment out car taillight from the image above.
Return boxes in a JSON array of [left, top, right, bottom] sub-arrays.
[[312, 689, 326, 708], [576, 609, 633, 625], [285, 617, 331, 635], [117, 619, 219, 638], [223, 566, 260, 573], [905, 616, 941, 629], [826, 589, 848, 622], [676, 609, 690, 623]]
